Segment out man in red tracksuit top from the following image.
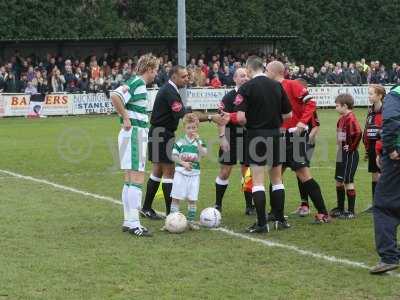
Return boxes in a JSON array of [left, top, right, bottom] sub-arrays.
[[266, 61, 330, 224]]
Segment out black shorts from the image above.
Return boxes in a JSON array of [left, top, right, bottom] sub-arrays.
[[335, 150, 359, 184], [218, 127, 247, 165], [283, 132, 310, 171], [148, 126, 175, 164], [245, 128, 282, 167], [306, 143, 316, 163], [368, 143, 380, 173]]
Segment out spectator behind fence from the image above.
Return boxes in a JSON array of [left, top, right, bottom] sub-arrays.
[[79, 72, 89, 92], [304, 66, 317, 86], [4, 73, 21, 93], [221, 65, 234, 86], [207, 63, 223, 86], [1, 50, 399, 97], [19, 74, 28, 92], [110, 68, 123, 90], [317, 66, 329, 84], [193, 66, 207, 87], [0, 67, 6, 92], [65, 65, 78, 92], [25, 80, 37, 95], [51, 69, 65, 92], [344, 63, 362, 85], [90, 60, 100, 81], [388, 63, 398, 83]]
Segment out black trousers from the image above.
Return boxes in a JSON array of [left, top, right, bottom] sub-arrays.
[[373, 154, 400, 264]]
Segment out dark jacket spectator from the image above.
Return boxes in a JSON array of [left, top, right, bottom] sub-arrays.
[[369, 69, 381, 84], [64, 66, 78, 92], [327, 67, 344, 84], [317, 67, 329, 84], [78, 73, 90, 92], [4, 73, 21, 92], [221, 66, 234, 86], [378, 66, 389, 84], [344, 64, 361, 85], [304, 67, 317, 86], [388, 63, 398, 83], [155, 65, 169, 87]]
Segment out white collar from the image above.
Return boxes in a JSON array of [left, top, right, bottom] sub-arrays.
[[253, 73, 267, 79], [185, 134, 196, 143], [168, 80, 179, 93]]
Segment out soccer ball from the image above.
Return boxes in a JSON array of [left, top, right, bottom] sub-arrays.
[[200, 207, 221, 228], [165, 212, 188, 233]]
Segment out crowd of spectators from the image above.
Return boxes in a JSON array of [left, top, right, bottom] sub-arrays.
[[0, 50, 399, 95]]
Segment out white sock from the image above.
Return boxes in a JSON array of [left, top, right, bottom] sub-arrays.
[[126, 184, 143, 228], [122, 183, 129, 227]]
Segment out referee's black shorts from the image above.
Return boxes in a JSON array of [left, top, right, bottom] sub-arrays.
[[218, 127, 247, 165], [283, 131, 310, 171], [335, 150, 359, 184], [245, 128, 282, 167], [148, 126, 175, 164], [368, 142, 380, 173]]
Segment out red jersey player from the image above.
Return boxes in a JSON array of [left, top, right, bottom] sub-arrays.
[[266, 61, 330, 224], [294, 78, 321, 216], [362, 85, 385, 212], [332, 94, 362, 219]]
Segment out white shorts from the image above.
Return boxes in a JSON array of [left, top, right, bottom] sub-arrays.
[[118, 126, 148, 172], [170, 171, 200, 201]]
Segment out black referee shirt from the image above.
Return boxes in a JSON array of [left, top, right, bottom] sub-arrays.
[[150, 81, 186, 132], [220, 88, 239, 128], [234, 74, 291, 130], [220, 88, 246, 140]]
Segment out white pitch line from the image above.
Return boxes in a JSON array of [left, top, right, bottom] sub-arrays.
[[1, 168, 397, 277], [0, 169, 121, 205]]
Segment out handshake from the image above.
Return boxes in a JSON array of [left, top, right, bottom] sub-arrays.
[[213, 111, 231, 126]]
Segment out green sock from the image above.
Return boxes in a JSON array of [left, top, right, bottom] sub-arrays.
[[187, 205, 197, 222]]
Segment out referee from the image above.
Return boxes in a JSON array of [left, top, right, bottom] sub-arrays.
[[214, 67, 255, 215], [223, 56, 292, 233], [141, 65, 225, 219]]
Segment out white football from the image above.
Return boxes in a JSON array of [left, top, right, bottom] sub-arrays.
[[200, 207, 221, 228], [165, 212, 188, 233]]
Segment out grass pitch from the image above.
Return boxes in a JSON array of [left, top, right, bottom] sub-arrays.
[[1, 109, 400, 299]]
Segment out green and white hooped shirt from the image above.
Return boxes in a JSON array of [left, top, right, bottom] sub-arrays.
[[173, 135, 207, 176], [110, 75, 149, 128]]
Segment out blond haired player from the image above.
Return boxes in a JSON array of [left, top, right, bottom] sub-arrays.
[[110, 54, 159, 237]]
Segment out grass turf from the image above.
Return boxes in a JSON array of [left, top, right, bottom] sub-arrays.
[[1, 109, 400, 299]]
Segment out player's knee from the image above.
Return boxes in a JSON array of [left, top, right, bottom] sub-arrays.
[[161, 163, 175, 178], [296, 167, 311, 182], [151, 164, 163, 178], [128, 171, 145, 184], [219, 166, 232, 180]]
